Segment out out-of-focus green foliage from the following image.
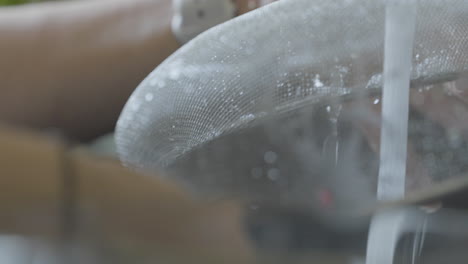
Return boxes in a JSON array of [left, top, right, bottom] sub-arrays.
[[0, 0, 41, 6]]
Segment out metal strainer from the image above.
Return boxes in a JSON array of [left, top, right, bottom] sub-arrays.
[[115, 0, 468, 218]]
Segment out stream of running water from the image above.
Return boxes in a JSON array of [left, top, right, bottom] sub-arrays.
[[366, 1, 418, 264]]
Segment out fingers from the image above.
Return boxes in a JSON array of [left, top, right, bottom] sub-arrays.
[[0, 126, 254, 262], [234, 0, 278, 16], [234, 0, 256, 15]]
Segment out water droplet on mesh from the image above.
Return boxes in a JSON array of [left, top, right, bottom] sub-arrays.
[[169, 69, 181, 80], [267, 168, 281, 181], [314, 74, 324, 88], [264, 151, 278, 164], [145, 93, 154, 102], [295, 87, 302, 96], [211, 130, 221, 138], [373, 98, 380, 104], [240, 114, 255, 122], [219, 35, 228, 43], [131, 103, 141, 111], [158, 80, 166, 88], [149, 79, 158, 86], [172, 125, 176, 129], [326, 105, 332, 113]]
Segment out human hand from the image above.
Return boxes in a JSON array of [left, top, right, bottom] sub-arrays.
[[234, 0, 279, 16]]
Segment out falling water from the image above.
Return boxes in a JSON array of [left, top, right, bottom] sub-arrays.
[[323, 104, 343, 167], [377, 0, 417, 201], [366, 1, 418, 264]]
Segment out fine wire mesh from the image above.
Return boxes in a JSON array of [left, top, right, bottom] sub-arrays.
[[115, 0, 468, 220]]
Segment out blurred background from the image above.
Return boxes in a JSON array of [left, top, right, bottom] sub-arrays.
[[0, 0, 44, 5], [1, 0, 468, 263]]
